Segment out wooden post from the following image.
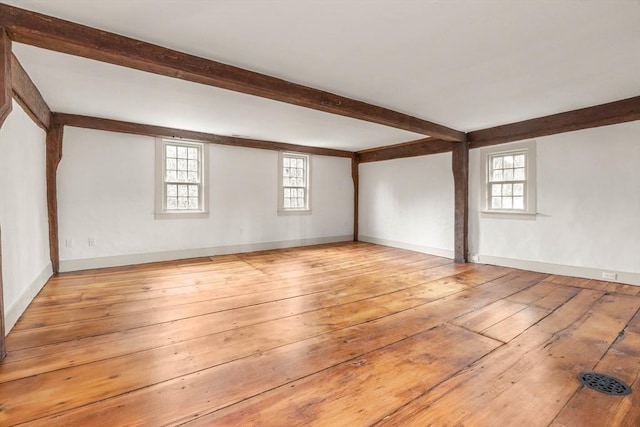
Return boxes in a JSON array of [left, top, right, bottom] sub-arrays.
[[452, 141, 469, 263], [351, 155, 359, 241], [46, 122, 64, 273], [0, 27, 12, 361]]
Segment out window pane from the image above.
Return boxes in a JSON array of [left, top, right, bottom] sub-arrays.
[[166, 145, 176, 158], [188, 197, 198, 209], [178, 197, 189, 209], [297, 159, 303, 168], [514, 168, 525, 180], [188, 185, 198, 197], [166, 170, 177, 181], [492, 184, 502, 196], [513, 183, 524, 196], [503, 155, 514, 168], [177, 146, 188, 158], [284, 188, 290, 197], [167, 197, 177, 209], [166, 158, 177, 170], [504, 169, 514, 181], [284, 198, 291, 208], [284, 158, 290, 167], [178, 185, 188, 196], [188, 147, 198, 160], [283, 167, 290, 177], [492, 170, 503, 182], [513, 197, 524, 209], [492, 157, 503, 169], [298, 189, 304, 198], [502, 197, 513, 209], [514, 154, 525, 168], [187, 160, 198, 172], [167, 184, 177, 196], [177, 159, 187, 171], [503, 184, 513, 196], [297, 178, 304, 186], [291, 198, 298, 208], [491, 197, 502, 209], [298, 198, 304, 207], [177, 171, 187, 181]]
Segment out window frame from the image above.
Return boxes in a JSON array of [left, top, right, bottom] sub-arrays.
[[480, 140, 537, 219], [155, 138, 209, 219], [278, 152, 311, 215]]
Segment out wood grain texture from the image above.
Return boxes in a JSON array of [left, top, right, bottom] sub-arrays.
[[45, 123, 63, 273], [0, 28, 9, 362], [357, 137, 453, 163], [0, 4, 466, 141], [10, 53, 50, 130], [0, 27, 11, 127], [351, 156, 359, 241], [1, 243, 639, 426], [452, 140, 469, 262], [52, 112, 354, 158], [468, 96, 640, 148]]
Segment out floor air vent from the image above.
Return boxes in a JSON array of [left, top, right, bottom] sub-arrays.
[[577, 372, 632, 396]]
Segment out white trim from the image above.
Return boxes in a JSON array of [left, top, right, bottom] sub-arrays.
[[5, 262, 53, 334], [358, 235, 454, 259], [155, 138, 210, 218], [480, 140, 537, 217], [278, 152, 311, 214], [58, 235, 352, 272], [472, 254, 640, 286]]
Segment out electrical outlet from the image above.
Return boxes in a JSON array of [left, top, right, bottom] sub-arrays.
[[88, 237, 96, 247], [65, 238, 74, 248], [470, 254, 479, 262], [601, 272, 617, 281]]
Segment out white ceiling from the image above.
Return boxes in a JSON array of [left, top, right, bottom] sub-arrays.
[[5, 0, 640, 151]]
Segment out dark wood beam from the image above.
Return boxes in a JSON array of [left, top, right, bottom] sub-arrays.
[[357, 138, 453, 163], [452, 141, 469, 263], [10, 53, 50, 130], [53, 113, 354, 158], [351, 156, 359, 241], [46, 122, 64, 274], [468, 96, 640, 148], [0, 4, 466, 141], [0, 27, 11, 127], [0, 27, 10, 361]]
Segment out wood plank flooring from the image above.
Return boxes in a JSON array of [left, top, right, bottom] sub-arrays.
[[0, 242, 638, 426]]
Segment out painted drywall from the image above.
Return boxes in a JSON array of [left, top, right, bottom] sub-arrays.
[[469, 121, 640, 282], [0, 101, 52, 333], [358, 153, 454, 258], [57, 127, 354, 270]]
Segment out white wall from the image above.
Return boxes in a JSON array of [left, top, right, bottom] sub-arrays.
[[359, 153, 454, 258], [0, 101, 52, 333], [57, 127, 354, 270], [469, 121, 640, 284]]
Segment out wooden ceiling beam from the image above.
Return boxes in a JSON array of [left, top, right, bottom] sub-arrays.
[[0, 4, 466, 141], [10, 53, 50, 130], [357, 138, 453, 163], [468, 96, 640, 148], [52, 113, 355, 159]]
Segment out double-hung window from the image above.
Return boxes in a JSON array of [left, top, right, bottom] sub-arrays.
[[279, 152, 310, 213], [155, 138, 209, 219], [481, 140, 536, 217]]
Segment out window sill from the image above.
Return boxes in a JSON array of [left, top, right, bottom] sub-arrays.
[[278, 209, 312, 216], [155, 211, 210, 220], [480, 211, 537, 221]]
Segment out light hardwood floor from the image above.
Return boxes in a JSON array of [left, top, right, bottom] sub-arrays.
[[0, 242, 638, 426]]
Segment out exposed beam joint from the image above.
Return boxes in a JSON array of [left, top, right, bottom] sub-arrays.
[[357, 138, 453, 163], [10, 53, 50, 130], [52, 113, 354, 158], [468, 96, 640, 148], [452, 141, 469, 263], [0, 4, 466, 141], [0, 27, 11, 127], [46, 122, 64, 274]]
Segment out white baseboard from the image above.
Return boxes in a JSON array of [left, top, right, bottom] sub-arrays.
[[358, 235, 454, 259], [475, 254, 640, 286], [59, 235, 353, 272], [6, 262, 53, 334]]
